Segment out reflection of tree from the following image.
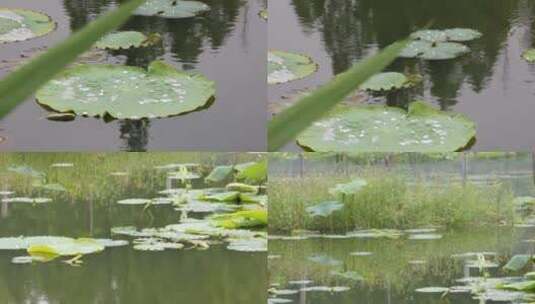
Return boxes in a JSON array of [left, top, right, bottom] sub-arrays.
[[119, 120, 150, 152], [291, 0, 522, 109]]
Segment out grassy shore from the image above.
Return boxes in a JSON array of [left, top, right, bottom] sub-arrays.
[[269, 169, 514, 234]]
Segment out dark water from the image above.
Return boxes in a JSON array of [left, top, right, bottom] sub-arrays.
[[0, 0, 267, 152], [269, 229, 525, 304], [0, 166, 266, 303], [269, 0, 535, 151]]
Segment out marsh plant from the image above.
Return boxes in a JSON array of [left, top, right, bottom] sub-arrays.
[[269, 170, 514, 234]]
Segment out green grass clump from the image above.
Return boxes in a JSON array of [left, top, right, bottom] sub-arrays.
[[269, 171, 514, 234]]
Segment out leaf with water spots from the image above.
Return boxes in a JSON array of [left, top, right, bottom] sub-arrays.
[[95, 31, 160, 50], [134, 0, 210, 18], [36, 60, 215, 120], [0, 8, 56, 43], [268, 51, 317, 84], [297, 101, 475, 152]]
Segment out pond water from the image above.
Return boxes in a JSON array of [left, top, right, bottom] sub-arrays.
[[0, 0, 267, 152], [269, 228, 526, 304], [269, 0, 535, 151], [0, 155, 266, 303]]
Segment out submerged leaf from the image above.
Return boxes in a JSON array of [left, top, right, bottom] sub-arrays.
[[36, 61, 215, 120], [297, 101, 475, 152]]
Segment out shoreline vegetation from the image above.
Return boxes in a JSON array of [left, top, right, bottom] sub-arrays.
[[269, 168, 516, 234]]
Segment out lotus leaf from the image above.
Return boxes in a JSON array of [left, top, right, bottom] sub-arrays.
[[117, 198, 152, 205], [175, 201, 237, 213], [95, 31, 160, 50], [306, 201, 343, 217], [402, 28, 481, 60], [408, 233, 442, 240], [415, 287, 450, 293], [205, 165, 234, 183], [2, 197, 51, 204], [27, 238, 105, 257], [225, 183, 259, 193], [0, 8, 56, 43], [328, 179, 367, 196], [134, 0, 210, 18], [297, 101, 475, 152], [522, 49, 535, 63], [268, 50, 317, 84], [200, 190, 240, 202], [503, 255, 531, 272], [239, 193, 267, 205], [36, 61, 215, 120], [227, 238, 267, 252], [235, 160, 267, 184], [360, 72, 410, 91], [213, 210, 268, 229]]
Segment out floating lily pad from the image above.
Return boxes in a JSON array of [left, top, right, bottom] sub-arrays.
[[95, 31, 159, 50], [201, 191, 240, 202], [175, 201, 237, 213], [402, 28, 481, 60], [297, 101, 476, 152], [28, 238, 105, 257], [117, 198, 152, 205], [408, 233, 443, 240], [205, 165, 234, 183], [0, 8, 56, 43], [415, 287, 449, 293], [213, 210, 268, 229], [134, 0, 210, 18], [36, 61, 215, 120], [2, 197, 52, 204], [328, 179, 367, 196], [522, 49, 535, 63], [268, 50, 317, 84], [227, 238, 267, 252], [239, 193, 267, 205], [360, 72, 410, 91]]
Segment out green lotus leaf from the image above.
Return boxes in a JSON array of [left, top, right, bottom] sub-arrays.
[[167, 171, 201, 180], [408, 233, 443, 240], [205, 165, 234, 183], [522, 49, 535, 63], [225, 183, 259, 193], [213, 210, 267, 229], [227, 238, 267, 252], [443, 28, 483, 42], [297, 101, 476, 152], [200, 191, 240, 202], [239, 193, 267, 205], [498, 280, 535, 292], [410, 30, 449, 43], [306, 201, 344, 217], [268, 50, 317, 84], [175, 201, 237, 213], [414, 287, 450, 293], [1, 197, 52, 204], [360, 72, 410, 91], [36, 61, 215, 120], [95, 31, 160, 50], [328, 179, 367, 196], [0, 8, 56, 43], [28, 238, 105, 257], [134, 0, 210, 18], [503, 255, 531, 272], [117, 198, 152, 205], [235, 160, 267, 184], [401, 40, 469, 60]]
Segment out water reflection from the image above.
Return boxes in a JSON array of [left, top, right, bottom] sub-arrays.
[[289, 0, 535, 110]]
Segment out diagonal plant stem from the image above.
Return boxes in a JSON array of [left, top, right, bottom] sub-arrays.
[[0, 0, 147, 119], [267, 39, 409, 151]]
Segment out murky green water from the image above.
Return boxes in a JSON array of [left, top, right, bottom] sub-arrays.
[[269, 228, 526, 304], [0, 154, 266, 304], [270, 0, 535, 151], [0, 0, 266, 152]]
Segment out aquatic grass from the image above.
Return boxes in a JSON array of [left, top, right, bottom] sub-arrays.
[[0, 0, 147, 119], [269, 170, 514, 233], [267, 40, 409, 151]]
